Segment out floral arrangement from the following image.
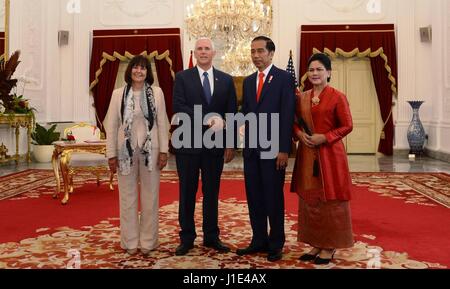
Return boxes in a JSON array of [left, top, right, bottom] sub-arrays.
[[0, 94, 33, 115], [61, 130, 76, 143], [0, 51, 36, 117]]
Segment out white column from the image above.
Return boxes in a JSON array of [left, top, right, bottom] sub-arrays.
[[426, 0, 444, 151], [439, 0, 450, 153], [395, 0, 417, 149], [71, 0, 92, 123], [46, 0, 62, 122], [58, 0, 74, 122]]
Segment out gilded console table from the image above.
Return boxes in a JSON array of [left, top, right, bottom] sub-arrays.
[[0, 114, 33, 164], [52, 141, 113, 205]]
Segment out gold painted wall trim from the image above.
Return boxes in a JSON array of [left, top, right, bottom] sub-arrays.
[[89, 50, 175, 91], [93, 34, 180, 39], [302, 30, 395, 34]]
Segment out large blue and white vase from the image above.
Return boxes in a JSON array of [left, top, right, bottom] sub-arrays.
[[407, 101, 426, 155]]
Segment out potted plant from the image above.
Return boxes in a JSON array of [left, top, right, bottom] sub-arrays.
[[31, 123, 60, 163]]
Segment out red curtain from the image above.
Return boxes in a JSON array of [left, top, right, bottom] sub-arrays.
[[89, 28, 183, 129], [299, 24, 397, 155], [370, 57, 395, 155]]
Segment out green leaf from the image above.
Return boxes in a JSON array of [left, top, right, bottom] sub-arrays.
[[31, 123, 61, 145]]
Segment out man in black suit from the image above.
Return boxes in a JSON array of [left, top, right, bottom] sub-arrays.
[[172, 38, 238, 256], [236, 36, 296, 262]]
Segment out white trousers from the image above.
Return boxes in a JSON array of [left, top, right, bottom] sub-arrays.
[[118, 149, 160, 251]]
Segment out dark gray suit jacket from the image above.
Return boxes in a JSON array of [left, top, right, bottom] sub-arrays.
[[172, 67, 238, 155]]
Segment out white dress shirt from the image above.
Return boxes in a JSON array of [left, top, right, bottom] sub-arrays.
[[256, 64, 274, 91]]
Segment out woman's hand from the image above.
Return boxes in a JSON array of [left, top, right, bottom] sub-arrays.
[[298, 132, 327, 148], [297, 131, 315, 148], [158, 153, 168, 170], [307, 134, 327, 146], [108, 157, 118, 174]]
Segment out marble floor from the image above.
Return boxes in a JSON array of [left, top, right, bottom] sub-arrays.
[[1, 154, 449, 177]]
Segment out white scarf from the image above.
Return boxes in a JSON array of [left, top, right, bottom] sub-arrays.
[[119, 83, 157, 175]]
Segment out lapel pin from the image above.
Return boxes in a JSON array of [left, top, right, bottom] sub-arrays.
[[268, 75, 274, 84]]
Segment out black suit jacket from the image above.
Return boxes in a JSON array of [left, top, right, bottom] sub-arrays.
[[241, 65, 296, 159], [172, 67, 238, 155]]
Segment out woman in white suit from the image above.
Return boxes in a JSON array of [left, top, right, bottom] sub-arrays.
[[104, 55, 169, 256]]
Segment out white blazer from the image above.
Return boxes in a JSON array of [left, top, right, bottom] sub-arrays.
[[104, 85, 170, 159]]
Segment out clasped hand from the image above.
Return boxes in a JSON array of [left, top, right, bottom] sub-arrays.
[[299, 132, 327, 148], [108, 152, 168, 173]]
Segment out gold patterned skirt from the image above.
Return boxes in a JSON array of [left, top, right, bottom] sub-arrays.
[[298, 198, 354, 249]]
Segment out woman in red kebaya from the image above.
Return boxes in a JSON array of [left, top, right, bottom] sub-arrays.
[[291, 53, 354, 265]]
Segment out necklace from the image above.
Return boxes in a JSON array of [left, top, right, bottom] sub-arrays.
[[312, 87, 326, 106], [312, 95, 320, 106]]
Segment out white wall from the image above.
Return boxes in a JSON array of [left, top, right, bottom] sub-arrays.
[[0, 0, 5, 32], [428, 0, 450, 155], [3, 0, 450, 157]]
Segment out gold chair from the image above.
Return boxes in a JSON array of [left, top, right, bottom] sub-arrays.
[[63, 123, 114, 194]]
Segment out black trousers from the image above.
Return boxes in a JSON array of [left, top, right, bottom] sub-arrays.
[[176, 152, 225, 245], [243, 154, 286, 251]]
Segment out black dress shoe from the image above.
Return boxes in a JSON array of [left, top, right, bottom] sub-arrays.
[[236, 245, 267, 256], [175, 243, 194, 256], [267, 250, 283, 262], [204, 240, 231, 253], [236, 246, 268, 256]]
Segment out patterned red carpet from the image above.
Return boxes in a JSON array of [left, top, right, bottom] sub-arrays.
[[0, 170, 449, 269]]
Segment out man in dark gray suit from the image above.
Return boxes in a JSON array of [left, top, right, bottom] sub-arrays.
[[172, 38, 238, 256]]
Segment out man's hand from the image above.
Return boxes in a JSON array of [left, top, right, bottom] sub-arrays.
[[224, 148, 235, 164], [108, 157, 118, 174], [207, 116, 225, 132], [158, 153, 168, 170], [276, 153, 289, 170]]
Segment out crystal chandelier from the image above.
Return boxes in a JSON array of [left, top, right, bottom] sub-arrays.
[[185, 0, 272, 43], [221, 40, 255, 76], [185, 0, 272, 76]]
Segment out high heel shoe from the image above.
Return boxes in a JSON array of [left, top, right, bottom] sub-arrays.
[[314, 250, 336, 265], [299, 252, 320, 261], [299, 249, 321, 262]]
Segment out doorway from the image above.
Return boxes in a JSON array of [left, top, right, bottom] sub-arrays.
[[330, 56, 383, 154]]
